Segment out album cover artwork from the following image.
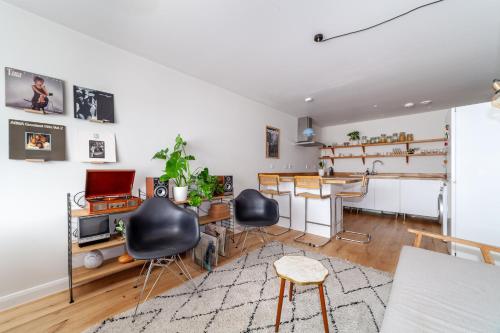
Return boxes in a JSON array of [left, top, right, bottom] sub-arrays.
[[73, 85, 115, 123], [9, 119, 66, 160], [76, 130, 116, 163], [5, 67, 64, 114]]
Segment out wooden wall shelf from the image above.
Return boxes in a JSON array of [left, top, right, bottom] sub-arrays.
[[320, 152, 446, 165], [319, 137, 447, 165], [320, 138, 447, 150]]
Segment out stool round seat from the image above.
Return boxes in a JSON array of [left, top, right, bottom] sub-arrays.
[[274, 256, 329, 285]]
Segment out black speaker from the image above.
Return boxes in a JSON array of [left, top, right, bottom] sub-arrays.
[[217, 175, 233, 195], [146, 177, 169, 198]]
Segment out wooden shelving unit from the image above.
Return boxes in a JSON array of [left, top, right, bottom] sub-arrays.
[[66, 192, 234, 303], [319, 138, 447, 165]]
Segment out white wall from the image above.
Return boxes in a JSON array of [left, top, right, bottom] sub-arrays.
[[320, 110, 449, 173], [0, 2, 317, 309]]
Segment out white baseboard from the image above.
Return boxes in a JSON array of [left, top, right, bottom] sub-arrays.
[[0, 277, 67, 311]]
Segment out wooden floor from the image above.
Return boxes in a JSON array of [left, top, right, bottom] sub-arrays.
[[0, 212, 447, 333]]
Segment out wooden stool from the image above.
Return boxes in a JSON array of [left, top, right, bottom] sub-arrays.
[[335, 175, 371, 243], [273, 256, 330, 332], [293, 176, 333, 247], [258, 174, 292, 236]]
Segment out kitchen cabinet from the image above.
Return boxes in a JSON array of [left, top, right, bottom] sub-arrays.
[[373, 179, 400, 213], [399, 179, 442, 217], [343, 178, 442, 218]]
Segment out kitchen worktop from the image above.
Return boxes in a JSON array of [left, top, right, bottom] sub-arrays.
[[259, 172, 446, 181]]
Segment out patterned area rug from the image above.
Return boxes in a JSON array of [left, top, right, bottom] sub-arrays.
[[86, 242, 392, 333]]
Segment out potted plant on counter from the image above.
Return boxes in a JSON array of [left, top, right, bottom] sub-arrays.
[[153, 134, 195, 202], [318, 160, 325, 176]]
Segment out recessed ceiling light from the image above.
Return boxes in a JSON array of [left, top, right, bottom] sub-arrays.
[[373, 104, 378, 108], [404, 102, 415, 108], [420, 100, 432, 105], [304, 97, 314, 103]]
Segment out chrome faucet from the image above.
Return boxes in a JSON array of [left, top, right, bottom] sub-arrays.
[[371, 160, 384, 175]]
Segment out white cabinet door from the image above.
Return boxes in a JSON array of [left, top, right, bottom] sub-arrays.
[[343, 182, 375, 210], [373, 179, 400, 213], [400, 179, 442, 217]]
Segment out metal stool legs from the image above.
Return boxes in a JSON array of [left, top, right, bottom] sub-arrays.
[[335, 196, 371, 244], [294, 197, 332, 248], [264, 192, 292, 236]]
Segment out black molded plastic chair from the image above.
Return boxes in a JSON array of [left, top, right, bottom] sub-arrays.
[[126, 197, 200, 321], [234, 189, 280, 252]]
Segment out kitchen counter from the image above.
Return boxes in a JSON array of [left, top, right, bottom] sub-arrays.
[[259, 172, 446, 181]]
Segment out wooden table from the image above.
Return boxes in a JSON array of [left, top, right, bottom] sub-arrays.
[[273, 256, 330, 332]]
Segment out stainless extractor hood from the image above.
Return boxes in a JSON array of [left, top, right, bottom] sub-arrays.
[[296, 117, 324, 147]]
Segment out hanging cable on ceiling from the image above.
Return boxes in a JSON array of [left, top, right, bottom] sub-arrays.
[[314, 0, 445, 43]]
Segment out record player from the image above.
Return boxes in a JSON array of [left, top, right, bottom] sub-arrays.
[[85, 169, 142, 214]]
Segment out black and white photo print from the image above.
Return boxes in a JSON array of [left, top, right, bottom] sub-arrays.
[[73, 85, 115, 123], [89, 140, 105, 158]]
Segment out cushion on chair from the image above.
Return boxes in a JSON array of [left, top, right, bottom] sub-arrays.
[[381, 246, 500, 333]]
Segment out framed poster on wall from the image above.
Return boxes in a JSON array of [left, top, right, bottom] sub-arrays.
[[8, 119, 66, 160], [265, 125, 280, 158], [73, 85, 115, 123], [5, 67, 64, 114], [76, 130, 116, 163]]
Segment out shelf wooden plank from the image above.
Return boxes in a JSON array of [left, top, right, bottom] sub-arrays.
[[321, 153, 446, 160], [72, 194, 233, 217], [320, 138, 447, 150], [73, 258, 145, 286], [199, 213, 231, 225], [173, 194, 232, 205], [72, 206, 139, 218], [72, 236, 125, 255]]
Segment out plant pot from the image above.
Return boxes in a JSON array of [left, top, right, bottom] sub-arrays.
[[318, 169, 325, 177], [173, 186, 188, 202]]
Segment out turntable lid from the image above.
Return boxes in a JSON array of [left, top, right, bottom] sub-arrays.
[[85, 169, 136, 199]]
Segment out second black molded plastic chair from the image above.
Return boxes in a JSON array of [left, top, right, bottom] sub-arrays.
[[126, 197, 200, 321], [234, 189, 280, 253]]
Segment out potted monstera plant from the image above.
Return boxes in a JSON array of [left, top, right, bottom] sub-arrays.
[[153, 134, 195, 202]]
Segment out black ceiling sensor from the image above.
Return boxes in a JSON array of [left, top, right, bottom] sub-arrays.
[[314, 34, 324, 42], [313, 0, 444, 43]]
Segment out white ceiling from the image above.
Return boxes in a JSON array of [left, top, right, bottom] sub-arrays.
[[5, 0, 500, 125]]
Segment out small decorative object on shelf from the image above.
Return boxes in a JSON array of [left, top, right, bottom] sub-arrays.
[[114, 218, 134, 264], [347, 131, 360, 144], [361, 136, 367, 144], [399, 132, 407, 142], [84, 250, 104, 269], [318, 160, 325, 176], [407, 133, 414, 141]]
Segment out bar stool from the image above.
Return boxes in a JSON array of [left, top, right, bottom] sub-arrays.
[[293, 176, 333, 247], [335, 176, 371, 243], [258, 174, 291, 236]]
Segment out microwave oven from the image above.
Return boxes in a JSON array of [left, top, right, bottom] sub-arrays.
[[78, 214, 111, 246]]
